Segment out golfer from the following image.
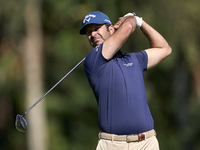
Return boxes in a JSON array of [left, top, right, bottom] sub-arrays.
[[80, 11, 172, 150]]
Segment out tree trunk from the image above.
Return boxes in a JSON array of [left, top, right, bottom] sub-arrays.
[[24, 0, 48, 150]]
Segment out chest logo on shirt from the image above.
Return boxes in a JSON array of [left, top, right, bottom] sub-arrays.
[[123, 63, 133, 67]]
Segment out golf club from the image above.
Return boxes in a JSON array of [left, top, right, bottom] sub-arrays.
[[15, 57, 85, 132]]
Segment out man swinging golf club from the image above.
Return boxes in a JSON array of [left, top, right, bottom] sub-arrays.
[[80, 11, 172, 150]]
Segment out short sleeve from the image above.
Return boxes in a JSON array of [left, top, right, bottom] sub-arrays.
[[135, 50, 148, 71]]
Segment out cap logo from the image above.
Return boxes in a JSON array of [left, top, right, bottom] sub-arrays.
[[83, 14, 96, 24], [104, 19, 111, 24]]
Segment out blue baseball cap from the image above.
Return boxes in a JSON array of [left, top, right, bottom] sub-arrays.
[[79, 11, 112, 35]]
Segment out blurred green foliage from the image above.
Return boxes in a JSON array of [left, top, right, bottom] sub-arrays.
[[0, 0, 200, 149]]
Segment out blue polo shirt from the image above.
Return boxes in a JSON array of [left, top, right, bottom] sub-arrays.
[[84, 43, 154, 135]]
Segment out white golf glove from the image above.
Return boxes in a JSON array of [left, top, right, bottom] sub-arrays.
[[124, 12, 143, 27]]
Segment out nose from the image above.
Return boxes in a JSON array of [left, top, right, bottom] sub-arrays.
[[91, 30, 98, 37]]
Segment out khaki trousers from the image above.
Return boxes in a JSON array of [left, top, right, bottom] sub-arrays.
[[96, 136, 159, 150]]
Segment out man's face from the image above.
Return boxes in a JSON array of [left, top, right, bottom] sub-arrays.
[[85, 24, 113, 47]]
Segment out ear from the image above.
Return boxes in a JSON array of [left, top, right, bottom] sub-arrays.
[[109, 25, 115, 35]]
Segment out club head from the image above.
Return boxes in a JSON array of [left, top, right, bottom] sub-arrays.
[[15, 114, 28, 132]]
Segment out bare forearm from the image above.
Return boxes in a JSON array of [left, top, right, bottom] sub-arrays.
[[102, 16, 137, 60]]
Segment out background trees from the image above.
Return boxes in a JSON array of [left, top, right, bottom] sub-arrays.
[[0, 0, 199, 149]]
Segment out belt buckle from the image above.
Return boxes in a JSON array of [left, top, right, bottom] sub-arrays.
[[138, 133, 146, 141]]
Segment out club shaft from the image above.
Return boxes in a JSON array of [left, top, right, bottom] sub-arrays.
[[22, 57, 85, 117]]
